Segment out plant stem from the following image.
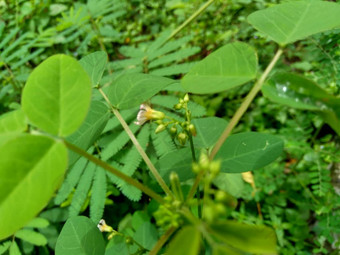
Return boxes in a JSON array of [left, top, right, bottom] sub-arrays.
[[63, 140, 164, 204], [98, 88, 174, 198], [210, 48, 283, 160], [165, 0, 216, 44], [149, 227, 177, 255]]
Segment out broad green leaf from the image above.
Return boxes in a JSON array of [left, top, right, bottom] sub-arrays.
[[192, 117, 228, 149], [25, 217, 49, 229], [262, 73, 340, 135], [0, 109, 26, 134], [0, 135, 67, 240], [105, 73, 175, 109], [132, 211, 150, 231], [133, 222, 158, 250], [216, 132, 283, 173], [67, 100, 110, 165], [15, 229, 47, 246], [55, 216, 105, 255], [212, 244, 246, 255], [156, 148, 195, 184], [9, 241, 20, 255], [166, 225, 201, 255], [181, 42, 257, 94], [79, 51, 107, 86], [213, 173, 244, 198], [22, 54, 92, 137], [105, 236, 129, 255], [248, 1, 340, 46], [209, 220, 277, 254]]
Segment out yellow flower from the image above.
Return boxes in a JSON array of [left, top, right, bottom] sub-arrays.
[[97, 219, 113, 232], [134, 103, 165, 125]]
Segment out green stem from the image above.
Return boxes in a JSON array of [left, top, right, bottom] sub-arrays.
[[165, 0, 216, 44], [186, 171, 204, 202], [98, 88, 174, 198], [63, 140, 164, 204], [149, 227, 177, 255], [188, 134, 197, 162], [209, 48, 283, 160]]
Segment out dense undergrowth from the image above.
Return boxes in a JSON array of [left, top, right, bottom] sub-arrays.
[[0, 0, 340, 254]]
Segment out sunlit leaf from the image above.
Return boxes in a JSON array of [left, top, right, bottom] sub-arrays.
[[181, 42, 257, 94], [209, 220, 277, 254], [0, 109, 26, 134], [0, 135, 67, 240], [22, 54, 92, 137], [79, 51, 107, 86], [105, 73, 175, 109], [248, 1, 340, 45]]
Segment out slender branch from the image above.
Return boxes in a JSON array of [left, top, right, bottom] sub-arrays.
[[149, 227, 177, 255], [164, 0, 216, 44], [63, 140, 164, 204], [210, 48, 283, 160], [186, 171, 204, 202], [98, 88, 174, 198]]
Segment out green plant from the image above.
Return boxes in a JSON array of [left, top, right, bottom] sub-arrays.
[[1, 1, 340, 254]]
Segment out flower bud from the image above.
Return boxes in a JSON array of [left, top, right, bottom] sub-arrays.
[[188, 124, 196, 136], [177, 132, 188, 145], [199, 152, 210, 170], [174, 103, 182, 110], [155, 124, 166, 134], [170, 125, 177, 134], [209, 160, 221, 176], [151, 110, 165, 120], [183, 93, 189, 103], [192, 162, 201, 174], [215, 190, 228, 202]]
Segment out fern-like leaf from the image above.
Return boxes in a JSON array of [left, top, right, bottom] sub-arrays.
[[55, 157, 88, 205], [90, 167, 107, 223], [151, 123, 176, 158], [69, 162, 96, 217]]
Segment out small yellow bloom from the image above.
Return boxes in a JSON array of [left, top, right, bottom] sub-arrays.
[[97, 219, 113, 232], [134, 103, 165, 125]]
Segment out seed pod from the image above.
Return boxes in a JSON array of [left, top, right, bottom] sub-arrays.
[[174, 103, 182, 110], [183, 93, 189, 103], [170, 125, 177, 134], [188, 123, 196, 136]]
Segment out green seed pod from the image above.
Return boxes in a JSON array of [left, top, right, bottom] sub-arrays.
[[215, 190, 228, 202], [209, 160, 221, 176]]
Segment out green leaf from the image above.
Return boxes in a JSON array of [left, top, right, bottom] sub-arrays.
[[0, 109, 26, 134], [156, 148, 195, 184], [181, 42, 257, 94], [25, 217, 49, 229], [133, 222, 158, 250], [166, 225, 201, 255], [209, 220, 277, 254], [213, 173, 244, 198], [9, 241, 21, 255], [105, 73, 175, 109], [248, 1, 340, 46], [22, 54, 92, 137], [192, 117, 228, 149], [15, 229, 47, 246], [55, 216, 105, 255], [216, 132, 283, 173], [0, 135, 67, 240], [79, 51, 107, 86], [0, 241, 11, 255], [262, 72, 340, 135], [67, 100, 110, 165]]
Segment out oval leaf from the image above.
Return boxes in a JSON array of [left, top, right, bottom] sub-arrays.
[[0, 135, 67, 240], [15, 229, 47, 246], [192, 117, 228, 149], [22, 54, 92, 137], [216, 132, 283, 173], [55, 216, 105, 255], [79, 51, 107, 86], [209, 220, 277, 254], [181, 42, 258, 94], [248, 1, 340, 46], [166, 225, 201, 255], [106, 73, 175, 109]]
